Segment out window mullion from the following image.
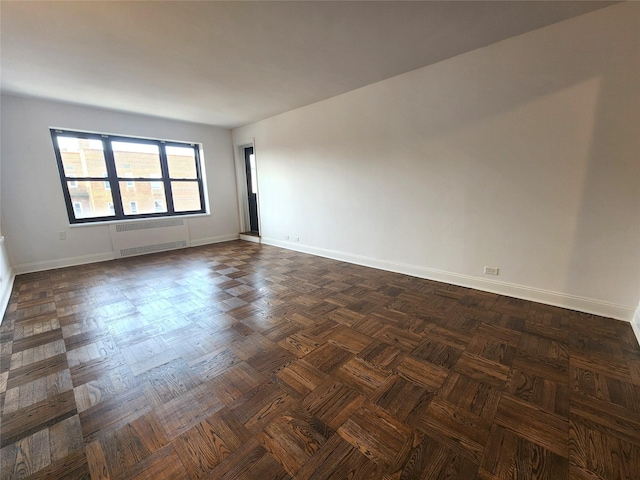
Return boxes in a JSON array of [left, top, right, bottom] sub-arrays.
[[51, 130, 77, 224], [194, 147, 206, 214], [159, 143, 175, 214], [104, 138, 125, 219]]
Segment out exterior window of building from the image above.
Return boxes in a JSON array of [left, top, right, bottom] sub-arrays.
[[125, 173, 134, 187], [51, 129, 206, 224]]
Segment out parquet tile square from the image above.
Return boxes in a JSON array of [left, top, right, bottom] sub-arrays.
[[338, 401, 412, 466], [258, 408, 331, 476], [494, 392, 569, 457], [173, 407, 250, 479], [275, 360, 327, 402], [302, 343, 352, 374], [395, 432, 479, 480], [439, 372, 502, 420], [569, 419, 640, 480], [370, 374, 430, 421], [418, 397, 492, 463], [302, 379, 365, 430], [411, 337, 462, 368], [479, 424, 569, 480], [1, 240, 638, 478], [293, 429, 383, 480]]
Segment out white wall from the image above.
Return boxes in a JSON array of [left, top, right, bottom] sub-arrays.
[[233, 3, 640, 321], [1, 95, 240, 272]]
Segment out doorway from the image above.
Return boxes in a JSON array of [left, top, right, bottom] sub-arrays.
[[244, 146, 259, 234]]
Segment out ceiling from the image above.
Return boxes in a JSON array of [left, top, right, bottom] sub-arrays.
[[1, 1, 616, 129]]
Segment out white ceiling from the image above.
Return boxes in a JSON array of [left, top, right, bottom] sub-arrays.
[[1, 1, 616, 129]]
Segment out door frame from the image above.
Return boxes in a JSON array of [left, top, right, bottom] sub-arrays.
[[233, 137, 261, 235]]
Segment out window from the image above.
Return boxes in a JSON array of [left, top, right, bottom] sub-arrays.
[[125, 173, 134, 187], [51, 129, 206, 223]]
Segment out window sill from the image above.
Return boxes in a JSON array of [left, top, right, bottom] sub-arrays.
[[68, 212, 210, 228]]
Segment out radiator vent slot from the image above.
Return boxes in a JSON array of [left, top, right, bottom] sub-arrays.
[[120, 241, 187, 258], [115, 218, 184, 232], [109, 219, 190, 259]]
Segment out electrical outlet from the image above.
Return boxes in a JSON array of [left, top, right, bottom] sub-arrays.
[[484, 266, 499, 275], [293, 236, 300, 242], [284, 235, 289, 240], [58, 232, 67, 240]]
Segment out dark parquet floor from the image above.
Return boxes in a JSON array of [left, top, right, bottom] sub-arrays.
[[1, 240, 639, 479]]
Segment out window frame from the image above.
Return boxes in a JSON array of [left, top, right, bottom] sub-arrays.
[[51, 129, 206, 224]]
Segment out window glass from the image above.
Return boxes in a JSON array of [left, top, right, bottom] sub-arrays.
[[171, 181, 201, 212], [119, 182, 167, 215], [58, 137, 107, 177], [167, 146, 197, 179], [112, 142, 162, 178], [67, 181, 116, 219]]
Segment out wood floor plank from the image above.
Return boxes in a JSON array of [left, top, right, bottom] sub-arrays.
[[1, 240, 638, 478], [495, 392, 569, 457]]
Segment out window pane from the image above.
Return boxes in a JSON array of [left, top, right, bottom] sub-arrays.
[[67, 181, 115, 219], [167, 146, 197, 179], [112, 141, 162, 178], [57, 136, 107, 177], [171, 181, 201, 212], [119, 181, 167, 215]]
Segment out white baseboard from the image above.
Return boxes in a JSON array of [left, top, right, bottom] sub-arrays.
[[12, 235, 240, 276], [13, 252, 116, 275], [262, 237, 635, 323], [191, 233, 240, 247], [239, 234, 261, 244], [632, 304, 640, 345], [0, 271, 15, 322]]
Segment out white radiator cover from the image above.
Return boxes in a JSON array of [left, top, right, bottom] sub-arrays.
[[109, 218, 191, 259]]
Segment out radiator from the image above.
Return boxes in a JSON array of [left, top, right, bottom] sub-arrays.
[[109, 218, 190, 259]]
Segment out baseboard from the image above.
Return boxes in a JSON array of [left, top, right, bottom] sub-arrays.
[[13, 252, 116, 275], [0, 271, 15, 322], [239, 234, 261, 244], [262, 237, 635, 322], [191, 233, 240, 247], [12, 235, 240, 276], [632, 304, 640, 345]]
